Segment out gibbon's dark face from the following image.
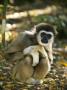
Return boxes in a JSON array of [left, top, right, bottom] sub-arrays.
[[40, 32, 52, 43]]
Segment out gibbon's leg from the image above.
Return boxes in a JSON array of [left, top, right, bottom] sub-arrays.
[[12, 55, 34, 83], [33, 57, 51, 81]]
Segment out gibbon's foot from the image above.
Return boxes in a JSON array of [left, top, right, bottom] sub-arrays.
[[26, 78, 43, 85]]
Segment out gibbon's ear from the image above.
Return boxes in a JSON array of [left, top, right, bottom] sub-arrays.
[[35, 23, 58, 35]]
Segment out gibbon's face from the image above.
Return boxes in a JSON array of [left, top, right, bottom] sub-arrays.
[[33, 23, 56, 47], [37, 30, 54, 46]]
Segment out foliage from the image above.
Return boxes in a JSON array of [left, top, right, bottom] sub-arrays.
[[9, 0, 35, 6]]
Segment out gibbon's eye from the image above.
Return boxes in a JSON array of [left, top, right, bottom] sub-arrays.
[[47, 34, 52, 39]]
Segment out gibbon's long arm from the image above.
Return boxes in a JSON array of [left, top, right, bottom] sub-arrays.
[[23, 45, 48, 66]]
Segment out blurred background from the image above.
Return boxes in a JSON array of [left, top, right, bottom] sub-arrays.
[[0, 0, 67, 47]]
